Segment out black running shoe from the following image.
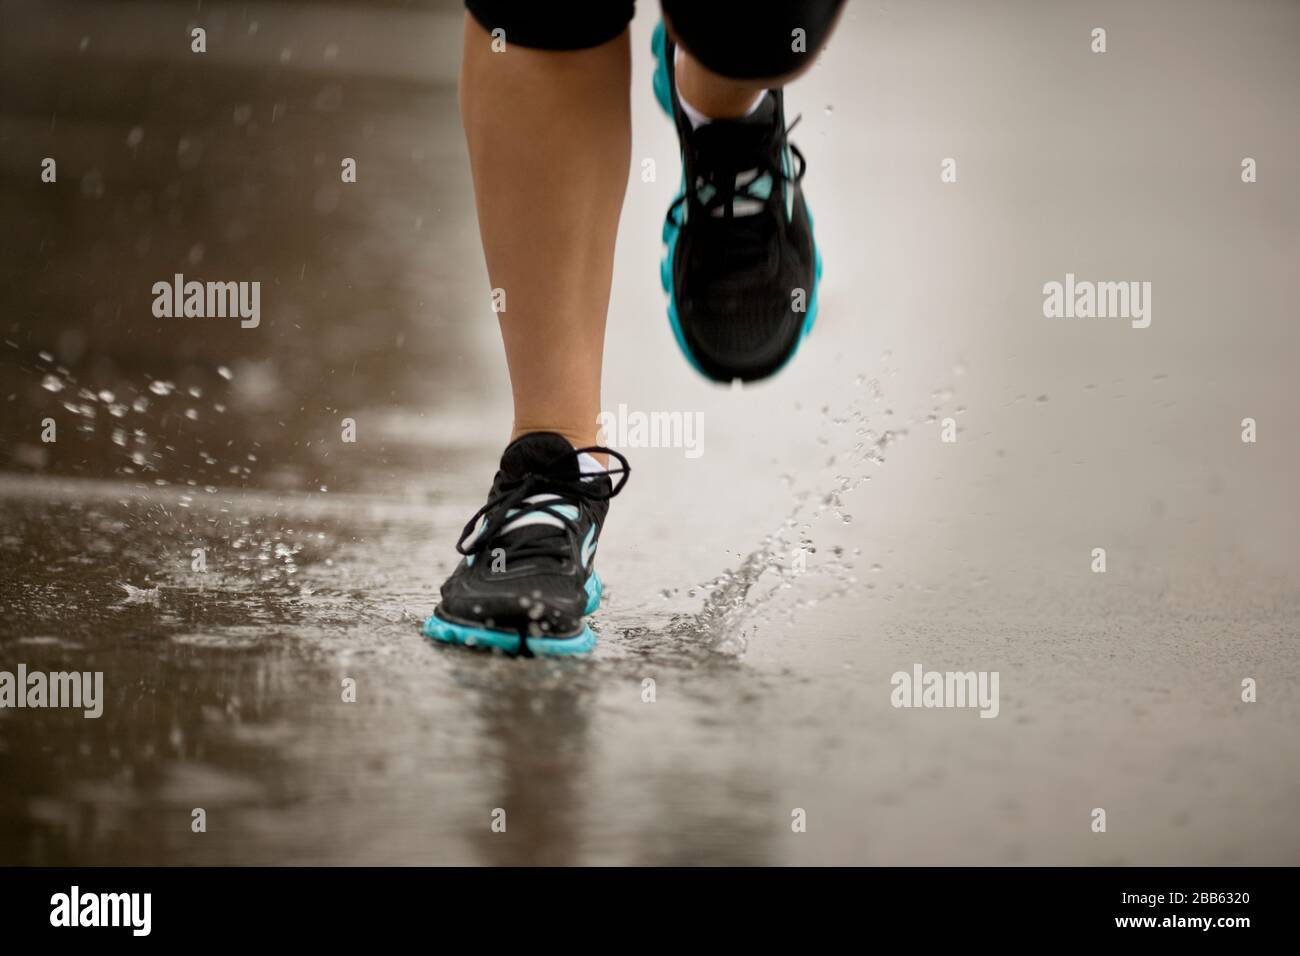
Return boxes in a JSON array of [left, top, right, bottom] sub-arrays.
[[423, 432, 629, 657], [651, 20, 823, 383]]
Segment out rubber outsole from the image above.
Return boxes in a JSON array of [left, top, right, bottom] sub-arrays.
[[422, 571, 603, 658], [651, 20, 823, 383]]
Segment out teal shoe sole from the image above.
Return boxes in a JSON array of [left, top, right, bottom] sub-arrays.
[[422, 571, 603, 658], [651, 20, 823, 382]]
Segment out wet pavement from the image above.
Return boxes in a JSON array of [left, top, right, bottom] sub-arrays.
[[2, 0, 1299, 864]]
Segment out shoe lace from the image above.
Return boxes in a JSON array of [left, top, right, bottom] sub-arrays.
[[454, 446, 630, 562], [667, 115, 807, 227]]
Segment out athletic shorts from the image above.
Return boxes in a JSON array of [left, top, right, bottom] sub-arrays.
[[464, 0, 845, 80]]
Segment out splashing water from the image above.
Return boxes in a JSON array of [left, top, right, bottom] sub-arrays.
[[642, 365, 956, 656], [118, 582, 161, 603]]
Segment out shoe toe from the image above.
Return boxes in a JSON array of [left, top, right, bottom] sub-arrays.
[[439, 573, 586, 635]]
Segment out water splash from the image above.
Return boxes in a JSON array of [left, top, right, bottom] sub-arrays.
[[645, 365, 957, 656], [118, 582, 161, 603]]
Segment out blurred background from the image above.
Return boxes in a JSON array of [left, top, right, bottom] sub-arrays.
[[1, 0, 1298, 865]]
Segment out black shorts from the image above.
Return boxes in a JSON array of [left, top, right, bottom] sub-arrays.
[[464, 0, 845, 80]]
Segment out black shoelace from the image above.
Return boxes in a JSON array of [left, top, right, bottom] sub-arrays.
[[667, 115, 807, 228], [454, 446, 630, 562]]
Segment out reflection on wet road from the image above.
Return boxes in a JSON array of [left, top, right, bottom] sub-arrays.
[[0, 476, 785, 864]]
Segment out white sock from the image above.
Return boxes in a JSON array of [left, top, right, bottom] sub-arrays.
[[577, 451, 605, 479], [674, 48, 768, 129]]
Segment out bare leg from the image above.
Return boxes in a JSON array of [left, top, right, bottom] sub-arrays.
[[459, 15, 630, 452], [674, 54, 776, 118]]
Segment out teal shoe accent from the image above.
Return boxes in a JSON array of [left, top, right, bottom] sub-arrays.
[[746, 173, 773, 202], [422, 614, 522, 654], [651, 21, 673, 116], [650, 19, 823, 383], [423, 571, 604, 657], [583, 569, 603, 615], [505, 502, 578, 522], [524, 625, 597, 657]]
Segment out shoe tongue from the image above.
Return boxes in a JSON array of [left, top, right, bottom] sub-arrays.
[[500, 431, 580, 481], [491, 433, 580, 569], [691, 93, 778, 170]]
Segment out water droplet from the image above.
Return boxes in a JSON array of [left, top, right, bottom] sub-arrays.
[[80, 169, 105, 199]]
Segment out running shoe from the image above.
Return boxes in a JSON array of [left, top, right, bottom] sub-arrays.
[[423, 431, 629, 657], [651, 20, 823, 383]]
